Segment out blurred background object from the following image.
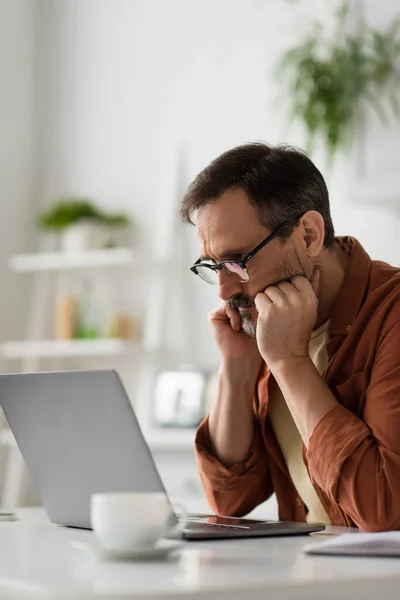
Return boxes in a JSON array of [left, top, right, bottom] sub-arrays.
[[277, 1, 400, 161], [153, 365, 206, 429], [0, 0, 399, 520], [38, 197, 132, 251]]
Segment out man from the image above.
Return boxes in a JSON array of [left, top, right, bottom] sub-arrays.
[[180, 143, 400, 532]]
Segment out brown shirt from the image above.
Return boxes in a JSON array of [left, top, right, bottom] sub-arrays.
[[195, 238, 400, 532]]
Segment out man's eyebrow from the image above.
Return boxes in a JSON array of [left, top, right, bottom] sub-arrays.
[[199, 255, 214, 262], [220, 250, 248, 260], [200, 249, 249, 262]]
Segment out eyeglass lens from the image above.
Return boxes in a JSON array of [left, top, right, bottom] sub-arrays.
[[196, 262, 249, 284]]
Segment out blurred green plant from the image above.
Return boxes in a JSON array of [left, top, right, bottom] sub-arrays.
[[38, 198, 132, 230], [102, 213, 132, 228], [276, 2, 400, 161]]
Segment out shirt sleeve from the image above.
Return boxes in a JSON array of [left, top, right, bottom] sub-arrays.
[[195, 415, 273, 517], [307, 316, 400, 532]]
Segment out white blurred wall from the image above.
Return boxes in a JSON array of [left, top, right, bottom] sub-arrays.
[[0, 0, 38, 504], [0, 0, 37, 344]]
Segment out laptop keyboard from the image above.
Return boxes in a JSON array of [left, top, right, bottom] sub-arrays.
[[184, 520, 250, 531]]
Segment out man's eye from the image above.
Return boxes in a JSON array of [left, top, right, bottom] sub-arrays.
[[230, 255, 244, 263]]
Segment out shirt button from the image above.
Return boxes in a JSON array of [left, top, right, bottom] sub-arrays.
[[296, 497, 303, 507], [345, 325, 351, 331]]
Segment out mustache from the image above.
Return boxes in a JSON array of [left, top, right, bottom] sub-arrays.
[[227, 293, 256, 311]]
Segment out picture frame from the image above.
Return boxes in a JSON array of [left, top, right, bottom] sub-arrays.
[[153, 368, 206, 429]]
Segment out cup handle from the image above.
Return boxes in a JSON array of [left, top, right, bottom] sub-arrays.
[[167, 502, 188, 536]]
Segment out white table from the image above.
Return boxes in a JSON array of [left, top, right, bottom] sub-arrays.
[[1, 509, 400, 599]]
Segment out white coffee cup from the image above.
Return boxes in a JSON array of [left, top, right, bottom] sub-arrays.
[[91, 492, 185, 551]]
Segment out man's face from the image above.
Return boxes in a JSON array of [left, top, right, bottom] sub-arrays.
[[196, 188, 313, 337]]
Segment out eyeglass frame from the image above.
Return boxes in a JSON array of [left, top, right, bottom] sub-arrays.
[[190, 219, 291, 283]]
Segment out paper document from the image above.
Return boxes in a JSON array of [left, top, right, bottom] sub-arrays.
[[304, 531, 400, 557]]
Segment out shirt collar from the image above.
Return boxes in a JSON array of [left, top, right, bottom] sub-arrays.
[[328, 237, 372, 336]]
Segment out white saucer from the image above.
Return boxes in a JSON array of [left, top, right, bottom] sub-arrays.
[[71, 538, 183, 561]]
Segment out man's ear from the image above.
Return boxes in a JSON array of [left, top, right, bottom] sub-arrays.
[[299, 211, 325, 257]]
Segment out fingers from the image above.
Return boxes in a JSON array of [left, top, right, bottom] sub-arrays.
[[270, 282, 292, 297], [286, 274, 319, 307], [254, 291, 272, 313], [209, 302, 230, 324], [208, 302, 241, 332], [287, 276, 309, 293], [256, 274, 318, 313], [226, 304, 242, 332], [261, 285, 288, 306], [208, 301, 228, 318]]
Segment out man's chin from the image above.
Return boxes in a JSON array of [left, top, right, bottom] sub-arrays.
[[241, 317, 257, 339]]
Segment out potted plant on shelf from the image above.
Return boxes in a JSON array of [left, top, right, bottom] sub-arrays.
[[101, 212, 132, 249], [38, 198, 132, 252], [275, 2, 400, 162]]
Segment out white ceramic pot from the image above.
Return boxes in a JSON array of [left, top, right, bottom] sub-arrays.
[[60, 222, 96, 253]]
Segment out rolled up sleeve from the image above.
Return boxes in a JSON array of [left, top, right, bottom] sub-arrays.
[[195, 416, 273, 517], [307, 317, 400, 532]]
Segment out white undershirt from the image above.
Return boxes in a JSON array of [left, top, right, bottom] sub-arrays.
[[268, 320, 331, 525]]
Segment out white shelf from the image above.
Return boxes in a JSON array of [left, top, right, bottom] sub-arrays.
[[0, 339, 138, 359], [9, 248, 135, 272], [143, 428, 196, 452]]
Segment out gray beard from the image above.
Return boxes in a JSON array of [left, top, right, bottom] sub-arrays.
[[241, 312, 257, 338]]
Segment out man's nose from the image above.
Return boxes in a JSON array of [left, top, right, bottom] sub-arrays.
[[217, 270, 244, 301]]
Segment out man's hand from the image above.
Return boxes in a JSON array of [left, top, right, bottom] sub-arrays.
[[254, 269, 337, 446], [208, 302, 263, 466], [254, 270, 320, 370], [209, 302, 262, 377]]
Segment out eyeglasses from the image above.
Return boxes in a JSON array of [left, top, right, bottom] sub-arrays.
[[190, 220, 289, 285]]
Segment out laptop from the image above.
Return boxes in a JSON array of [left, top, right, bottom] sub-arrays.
[[0, 370, 325, 539]]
